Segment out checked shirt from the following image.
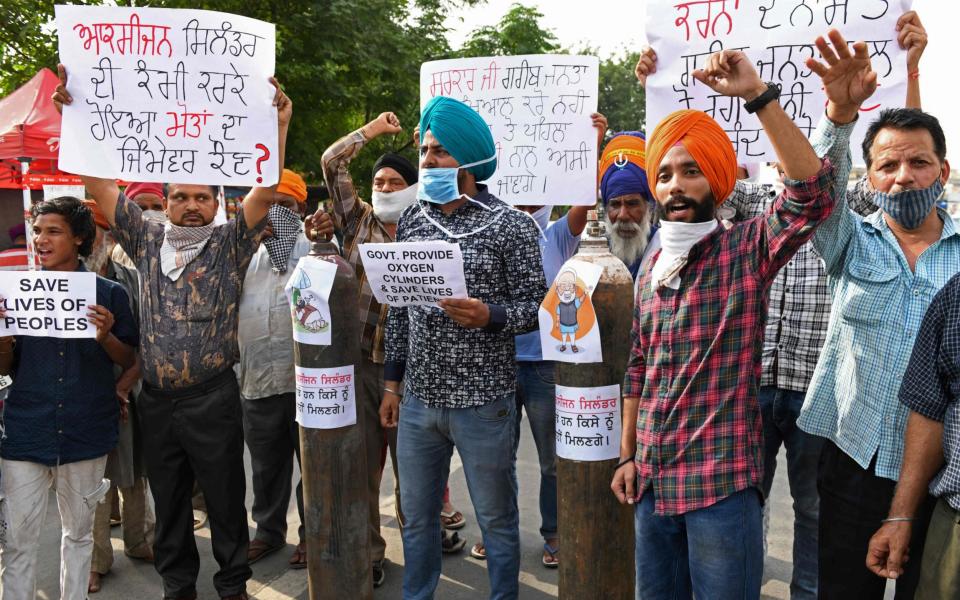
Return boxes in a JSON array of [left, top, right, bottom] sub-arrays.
[[624, 161, 835, 516]]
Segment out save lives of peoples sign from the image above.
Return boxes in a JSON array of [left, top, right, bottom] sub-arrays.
[[0, 272, 97, 339]]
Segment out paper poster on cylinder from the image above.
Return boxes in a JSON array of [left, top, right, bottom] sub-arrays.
[[538, 258, 603, 363], [555, 384, 621, 461], [295, 365, 356, 429], [284, 256, 337, 345]]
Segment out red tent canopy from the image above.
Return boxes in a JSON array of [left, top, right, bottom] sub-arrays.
[[0, 68, 83, 189]]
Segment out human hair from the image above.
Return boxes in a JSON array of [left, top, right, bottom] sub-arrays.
[[862, 108, 947, 168], [30, 196, 96, 257]]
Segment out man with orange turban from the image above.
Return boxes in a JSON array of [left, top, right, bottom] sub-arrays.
[[611, 40, 877, 598]]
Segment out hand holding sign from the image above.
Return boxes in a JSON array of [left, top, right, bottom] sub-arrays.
[[693, 49, 767, 101], [807, 30, 878, 124], [86, 304, 115, 343], [437, 297, 490, 329], [897, 11, 927, 73]]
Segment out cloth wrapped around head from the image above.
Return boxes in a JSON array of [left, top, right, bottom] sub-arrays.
[[276, 169, 307, 205], [372, 152, 418, 186], [124, 182, 164, 202], [645, 109, 737, 204], [82, 199, 110, 230], [419, 96, 497, 181], [599, 131, 651, 204]]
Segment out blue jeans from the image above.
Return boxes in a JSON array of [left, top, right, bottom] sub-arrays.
[[397, 390, 520, 600], [514, 361, 557, 541], [758, 386, 822, 600], [634, 488, 763, 600]]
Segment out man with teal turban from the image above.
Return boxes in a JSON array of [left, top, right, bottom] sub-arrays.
[[380, 95, 547, 600]]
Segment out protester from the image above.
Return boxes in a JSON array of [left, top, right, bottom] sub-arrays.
[[82, 201, 156, 595], [52, 63, 290, 600], [0, 223, 32, 271], [610, 35, 877, 597], [379, 95, 546, 600], [0, 196, 138, 600], [315, 111, 467, 586], [598, 131, 659, 278], [798, 28, 955, 600], [237, 169, 311, 569], [865, 275, 960, 598]]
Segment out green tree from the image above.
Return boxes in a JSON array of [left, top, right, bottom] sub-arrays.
[[598, 50, 646, 135], [457, 3, 558, 57]]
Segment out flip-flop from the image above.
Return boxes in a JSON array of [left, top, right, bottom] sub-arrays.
[[288, 542, 307, 569], [440, 510, 466, 530], [247, 539, 283, 564], [470, 542, 486, 560], [542, 542, 559, 568], [442, 531, 467, 554]]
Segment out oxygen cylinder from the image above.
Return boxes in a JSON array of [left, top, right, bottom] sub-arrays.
[[294, 235, 372, 600], [556, 210, 636, 599]]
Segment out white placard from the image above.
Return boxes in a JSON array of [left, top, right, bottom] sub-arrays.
[[285, 256, 337, 346], [646, 0, 912, 163], [295, 365, 356, 429], [359, 241, 468, 307], [0, 271, 96, 338], [419, 54, 599, 206], [539, 258, 603, 363], [55, 5, 278, 185], [555, 384, 621, 461], [43, 185, 86, 202]]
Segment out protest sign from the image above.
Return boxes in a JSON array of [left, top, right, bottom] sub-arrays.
[[420, 54, 599, 206], [555, 384, 621, 461], [295, 365, 356, 429], [285, 256, 337, 346], [359, 241, 468, 307], [539, 258, 603, 363], [55, 5, 278, 186], [0, 271, 96, 339], [42, 185, 86, 202], [646, 0, 912, 163]]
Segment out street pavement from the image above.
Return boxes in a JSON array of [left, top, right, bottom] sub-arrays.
[[30, 412, 893, 599]]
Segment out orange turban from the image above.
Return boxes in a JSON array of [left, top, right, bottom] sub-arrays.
[[645, 109, 737, 204], [82, 199, 110, 230], [276, 169, 307, 205]]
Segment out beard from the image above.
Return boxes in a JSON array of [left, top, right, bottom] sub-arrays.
[[657, 193, 716, 223], [605, 212, 651, 268], [84, 237, 114, 273]]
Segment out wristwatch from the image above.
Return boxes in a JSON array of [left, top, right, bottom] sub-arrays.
[[744, 82, 781, 114]]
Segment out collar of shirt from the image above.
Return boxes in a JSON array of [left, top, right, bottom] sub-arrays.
[[861, 206, 959, 241]]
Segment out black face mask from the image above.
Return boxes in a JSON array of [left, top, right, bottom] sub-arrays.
[[657, 193, 716, 223]]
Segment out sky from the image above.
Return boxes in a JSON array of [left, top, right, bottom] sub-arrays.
[[444, 0, 959, 162]]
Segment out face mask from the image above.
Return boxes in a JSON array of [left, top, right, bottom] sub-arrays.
[[874, 178, 944, 230], [416, 155, 496, 205], [372, 185, 418, 224], [143, 209, 167, 224], [264, 204, 302, 273]]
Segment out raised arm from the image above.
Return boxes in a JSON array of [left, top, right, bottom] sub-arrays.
[[242, 77, 291, 229], [898, 11, 927, 109]]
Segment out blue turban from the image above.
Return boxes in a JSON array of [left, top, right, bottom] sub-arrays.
[[599, 131, 651, 205], [419, 96, 497, 182]]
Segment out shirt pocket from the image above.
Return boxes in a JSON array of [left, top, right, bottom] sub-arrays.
[[839, 260, 899, 326]]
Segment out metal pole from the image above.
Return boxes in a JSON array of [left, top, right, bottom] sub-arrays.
[[294, 236, 373, 600], [557, 213, 636, 599], [18, 158, 35, 270]]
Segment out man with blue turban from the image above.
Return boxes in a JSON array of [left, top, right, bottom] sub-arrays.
[[379, 95, 547, 600], [598, 132, 658, 279]]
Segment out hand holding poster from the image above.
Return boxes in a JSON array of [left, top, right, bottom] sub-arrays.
[[359, 241, 468, 307], [420, 54, 599, 206], [0, 272, 96, 338], [55, 5, 278, 185], [539, 258, 603, 363], [645, 0, 912, 163]]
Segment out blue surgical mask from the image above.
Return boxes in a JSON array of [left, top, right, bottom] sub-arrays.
[[416, 155, 496, 205], [874, 178, 944, 230]]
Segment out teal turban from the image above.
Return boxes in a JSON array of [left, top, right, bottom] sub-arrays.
[[419, 96, 497, 181]]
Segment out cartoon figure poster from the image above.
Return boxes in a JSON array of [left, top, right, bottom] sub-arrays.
[[538, 258, 603, 363], [284, 256, 337, 345]]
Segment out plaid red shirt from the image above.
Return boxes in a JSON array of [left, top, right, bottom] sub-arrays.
[[624, 160, 834, 515]]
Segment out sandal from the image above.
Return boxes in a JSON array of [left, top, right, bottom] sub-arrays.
[[440, 510, 466, 530], [247, 539, 283, 564], [542, 542, 559, 568], [441, 531, 466, 554], [288, 541, 307, 569], [470, 542, 486, 560]]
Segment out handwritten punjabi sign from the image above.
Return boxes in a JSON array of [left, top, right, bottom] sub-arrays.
[[295, 365, 356, 429], [420, 55, 599, 206], [359, 241, 468, 307], [555, 384, 621, 461], [646, 0, 912, 163], [0, 272, 96, 339], [55, 5, 278, 186]]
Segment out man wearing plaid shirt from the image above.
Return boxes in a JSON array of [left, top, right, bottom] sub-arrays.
[[610, 35, 877, 597]]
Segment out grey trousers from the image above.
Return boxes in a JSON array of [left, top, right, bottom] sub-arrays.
[[241, 392, 304, 546]]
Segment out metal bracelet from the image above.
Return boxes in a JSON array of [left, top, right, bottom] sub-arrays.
[[881, 517, 915, 523], [384, 386, 401, 396]]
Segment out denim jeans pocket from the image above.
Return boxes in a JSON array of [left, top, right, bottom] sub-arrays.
[[534, 362, 556, 386], [473, 394, 513, 422]]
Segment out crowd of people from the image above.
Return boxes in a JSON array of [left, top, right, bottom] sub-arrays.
[[0, 8, 956, 600]]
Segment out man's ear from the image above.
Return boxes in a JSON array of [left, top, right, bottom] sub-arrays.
[[941, 159, 951, 186]]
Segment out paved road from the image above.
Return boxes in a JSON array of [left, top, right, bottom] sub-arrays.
[[31, 413, 893, 599]]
